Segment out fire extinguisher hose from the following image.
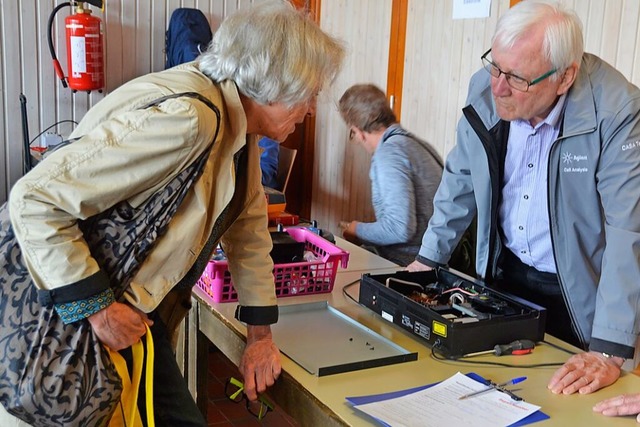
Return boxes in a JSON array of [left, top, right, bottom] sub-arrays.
[[47, 2, 72, 88]]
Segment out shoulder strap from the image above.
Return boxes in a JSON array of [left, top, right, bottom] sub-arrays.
[[139, 91, 222, 147], [49, 92, 222, 155], [383, 127, 444, 168]]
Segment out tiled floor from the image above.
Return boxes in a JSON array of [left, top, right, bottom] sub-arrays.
[[206, 345, 299, 426]]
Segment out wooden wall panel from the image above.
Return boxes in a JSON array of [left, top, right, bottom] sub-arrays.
[[402, 0, 640, 165], [312, 0, 640, 240], [2, 0, 640, 246], [1, 0, 25, 201], [311, 0, 393, 231], [401, 0, 508, 159], [0, 0, 257, 202]]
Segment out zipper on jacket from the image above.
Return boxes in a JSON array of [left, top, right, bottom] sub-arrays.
[[545, 125, 595, 349], [462, 105, 509, 282]]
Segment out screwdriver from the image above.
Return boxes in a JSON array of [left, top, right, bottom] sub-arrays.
[[464, 339, 536, 357]]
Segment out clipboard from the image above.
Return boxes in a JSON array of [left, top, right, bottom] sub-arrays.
[[346, 372, 549, 427]]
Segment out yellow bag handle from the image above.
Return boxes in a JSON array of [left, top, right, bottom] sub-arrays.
[[108, 324, 155, 427]]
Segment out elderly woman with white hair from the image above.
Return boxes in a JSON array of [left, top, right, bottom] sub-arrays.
[[0, 1, 344, 425]]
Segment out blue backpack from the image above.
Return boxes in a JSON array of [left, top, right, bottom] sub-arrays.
[[165, 8, 213, 69]]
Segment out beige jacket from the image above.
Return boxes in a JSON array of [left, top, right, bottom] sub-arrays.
[[9, 62, 276, 316]]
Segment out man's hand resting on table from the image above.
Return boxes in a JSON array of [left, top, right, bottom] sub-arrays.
[[239, 325, 282, 401], [88, 302, 154, 351], [548, 351, 622, 395]]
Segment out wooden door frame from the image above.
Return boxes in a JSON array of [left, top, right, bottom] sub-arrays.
[[283, 0, 321, 219], [386, 0, 408, 120]]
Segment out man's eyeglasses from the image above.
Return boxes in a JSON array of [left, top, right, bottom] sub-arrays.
[[481, 49, 557, 92], [224, 377, 274, 420]]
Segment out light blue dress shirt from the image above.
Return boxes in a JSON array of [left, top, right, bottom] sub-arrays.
[[500, 94, 567, 273]]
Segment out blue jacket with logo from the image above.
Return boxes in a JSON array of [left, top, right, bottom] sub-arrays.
[[418, 53, 640, 357]]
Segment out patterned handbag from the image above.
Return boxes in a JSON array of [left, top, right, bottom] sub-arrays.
[[0, 92, 220, 426]]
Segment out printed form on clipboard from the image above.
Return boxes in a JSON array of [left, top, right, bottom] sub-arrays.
[[346, 372, 549, 427]]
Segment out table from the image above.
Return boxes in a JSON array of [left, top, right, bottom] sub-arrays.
[[186, 238, 640, 426]]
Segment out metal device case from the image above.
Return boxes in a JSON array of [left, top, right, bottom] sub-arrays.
[[358, 268, 546, 358]]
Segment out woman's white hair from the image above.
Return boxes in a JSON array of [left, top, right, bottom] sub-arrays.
[[199, 0, 345, 108], [493, 0, 584, 75]]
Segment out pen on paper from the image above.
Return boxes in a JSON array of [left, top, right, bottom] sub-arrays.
[[458, 376, 527, 400]]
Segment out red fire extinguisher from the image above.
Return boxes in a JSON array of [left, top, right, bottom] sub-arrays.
[[48, 1, 105, 93]]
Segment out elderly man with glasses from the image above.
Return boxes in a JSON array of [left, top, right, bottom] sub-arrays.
[[408, 0, 640, 404]]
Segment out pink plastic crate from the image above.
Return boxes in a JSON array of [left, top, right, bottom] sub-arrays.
[[196, 227, 350, 303]]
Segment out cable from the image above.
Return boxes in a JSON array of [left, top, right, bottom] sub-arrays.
[[541, 339, 579, 355], [342, 278, 361, 305], [29, 120, 78, 146], [429, 342, 569, 368], [385, 277, 422, 289], [441, 286, 479, 296], [20, 94, 31, 173]]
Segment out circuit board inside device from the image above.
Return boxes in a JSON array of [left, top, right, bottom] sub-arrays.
[[385, 276, 521, 323]]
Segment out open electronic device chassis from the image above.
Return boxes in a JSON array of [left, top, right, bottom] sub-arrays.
[[358, 268, 547, 358]]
